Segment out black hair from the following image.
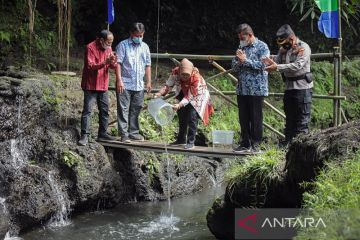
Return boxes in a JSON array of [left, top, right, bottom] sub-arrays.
[[97, 30, 113, 40], [236, 23, 254, 35], [129, 22, 145, 33]]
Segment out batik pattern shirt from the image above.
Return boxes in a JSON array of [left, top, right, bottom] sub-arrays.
[[232, 38, 270, 96], [116, 38, 151, 91]]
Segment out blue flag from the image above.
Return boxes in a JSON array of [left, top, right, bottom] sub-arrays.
[[107, 0, 115, 25], [315, 0, 339, 38], [318, 10, 339, 38]]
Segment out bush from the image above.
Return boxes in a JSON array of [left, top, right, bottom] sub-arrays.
[[295, 151, 360, 239], [225, 148, 286, 206]]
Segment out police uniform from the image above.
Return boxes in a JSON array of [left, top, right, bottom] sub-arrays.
[[275, 24, 313, 143]]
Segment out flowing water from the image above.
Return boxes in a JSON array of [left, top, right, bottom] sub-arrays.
[[47, 171, 71, 228], [15, 106, 222, 239], [9, 139, 25, 170], [21, 129, 223, 240], [16, 95, 22, 135], [21, 185, 223, 240], [1, 198, 22, 240], [9, 95, 26, 170], [0, 198, 7, 211], [3, 233, 23, 240]]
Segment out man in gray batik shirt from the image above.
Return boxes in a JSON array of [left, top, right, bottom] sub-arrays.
[[263, 24, 313, 144]]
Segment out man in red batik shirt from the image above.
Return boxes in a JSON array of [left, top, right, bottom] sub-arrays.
[[78, 30, 123, 146]]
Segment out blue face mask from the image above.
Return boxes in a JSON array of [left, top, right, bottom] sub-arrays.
[[132, 37, 143, 44]]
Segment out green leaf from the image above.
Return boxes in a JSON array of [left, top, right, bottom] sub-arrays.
[[300, 7, 313, 22], [311, 10, 316, 19], [300, 0, 305, 14], [291, 1, 299, 13]]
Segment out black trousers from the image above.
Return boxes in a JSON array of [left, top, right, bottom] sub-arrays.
[[237, 95, 264, 148], [177, 104, 199, 144], [176, 92, 199, 144], [283, 89, 312, 143], [80, 90, 109, 137]]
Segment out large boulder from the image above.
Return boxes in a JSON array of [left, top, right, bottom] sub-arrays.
[[207, 121, 360, 239], [112, 148, 228, 201], [0, 70, 126, 232]]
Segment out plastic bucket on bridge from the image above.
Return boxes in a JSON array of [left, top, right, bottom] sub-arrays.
[[212, 130, 234, 148], [147, 98, 175, 126]]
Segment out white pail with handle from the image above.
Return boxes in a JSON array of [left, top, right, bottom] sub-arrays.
[[147, 98, 175, 126]]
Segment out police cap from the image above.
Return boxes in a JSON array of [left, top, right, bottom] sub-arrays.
[[276, 24, 295, 44]]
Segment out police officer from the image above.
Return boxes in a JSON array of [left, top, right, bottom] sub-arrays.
[[263, 24, 313, 144]]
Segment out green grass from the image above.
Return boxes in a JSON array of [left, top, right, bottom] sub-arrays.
[[226, 148, 285, 182], [302, 153, 360, 209], [226, 148, 285, 206], [295, 151, 360, 239]]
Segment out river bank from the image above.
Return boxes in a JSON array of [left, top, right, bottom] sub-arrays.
[[0, 67, 235, 239]]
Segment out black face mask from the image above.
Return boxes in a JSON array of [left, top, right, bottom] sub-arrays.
[[281, 42, 292, 50]]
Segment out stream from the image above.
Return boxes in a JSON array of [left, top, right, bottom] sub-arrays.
[[20, 186, 224, 240]]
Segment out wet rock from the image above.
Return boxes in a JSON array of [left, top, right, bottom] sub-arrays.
[[206, 198, 236, 240], [0, 199, 10, 240], [68, 142, 124, 210], [6, 165, 59, 230], [112, 149, 229, 201], [0, 68, 125, 232], [285, 121, 360, 183]]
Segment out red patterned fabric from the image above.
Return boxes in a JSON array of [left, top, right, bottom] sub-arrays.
[[162, 67, 214, 125]]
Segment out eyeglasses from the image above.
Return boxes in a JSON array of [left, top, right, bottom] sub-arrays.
[[101, 39, 112, 47], [276, 38, 288, 45], [103, 41, 112, 47]]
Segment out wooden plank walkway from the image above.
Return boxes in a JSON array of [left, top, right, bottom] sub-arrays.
[[97, 140, 254, 158]]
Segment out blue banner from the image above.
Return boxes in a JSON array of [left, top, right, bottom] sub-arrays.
[[318, 10, 339, 38], [107, 0, 115, 25]]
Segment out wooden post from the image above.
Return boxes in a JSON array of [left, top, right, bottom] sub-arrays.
[[333, 47, 339, 126], [337, 0, 343, 126], [211, 61, 238, 84], [341, 108, 348, 124]]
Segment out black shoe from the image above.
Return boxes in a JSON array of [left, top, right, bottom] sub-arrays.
[[169, 140, 186, 146], [129, 135, 144, 141], [78, 134, 88, 146], [251, 145, 263, 154], [233, 145, 251, 153], [97, 133, 116, 141], [120, 136, 131, 143], [184, 143, 195, 149], [279, 140, 290, 148]]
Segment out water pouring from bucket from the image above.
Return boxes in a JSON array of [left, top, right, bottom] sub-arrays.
[[147, 98, 175, 126]]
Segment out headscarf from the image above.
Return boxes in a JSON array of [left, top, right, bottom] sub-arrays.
[[176, 58, 201, 98]]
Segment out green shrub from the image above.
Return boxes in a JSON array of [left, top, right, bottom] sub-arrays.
[[226, 148, 285, 206], [295, 151, 360, 239], [226, 148, 285, 182], [62, 150, 89, 177]]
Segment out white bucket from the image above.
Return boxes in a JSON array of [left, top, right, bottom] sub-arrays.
[[147, 98, 175, 126], [212, 130, 234, 145]]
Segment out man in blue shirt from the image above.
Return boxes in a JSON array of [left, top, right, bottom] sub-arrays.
[[231, 23, 270, 153], [115, 22, 152, 142]]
